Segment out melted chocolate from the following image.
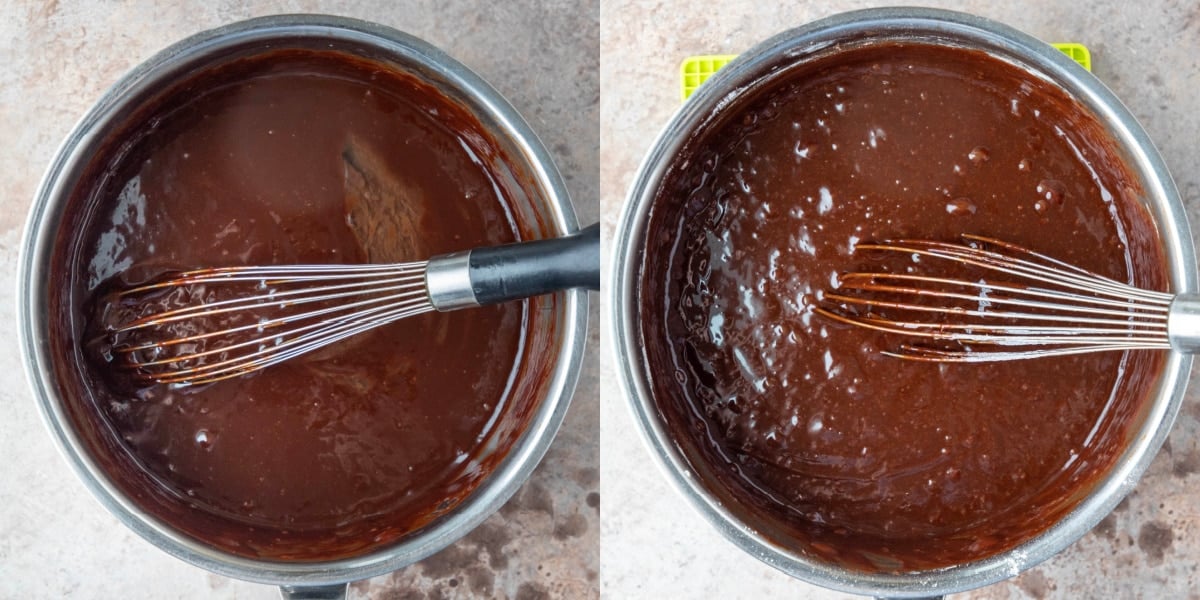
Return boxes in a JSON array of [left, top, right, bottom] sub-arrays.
[[49, 49, 544, 560], [640, 43, 1167, 571]]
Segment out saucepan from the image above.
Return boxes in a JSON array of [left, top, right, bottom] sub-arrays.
[[19, 14, 586, 599], [610, 7, 1194, 598]]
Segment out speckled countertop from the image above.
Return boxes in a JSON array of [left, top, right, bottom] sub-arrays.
[[0, 2, 597, 599], [600, 1, 1200, 598], [10, 0, 1200, 597]]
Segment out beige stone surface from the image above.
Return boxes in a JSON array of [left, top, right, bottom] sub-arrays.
[[600, 0, 1200, 598], [0, 1, 597, 599]]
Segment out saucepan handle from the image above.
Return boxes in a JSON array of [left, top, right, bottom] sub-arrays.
[[279, 583, 348, 599]]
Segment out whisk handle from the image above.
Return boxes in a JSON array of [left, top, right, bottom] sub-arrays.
[[427, 223, 600, 310], [469, 222, 600, 304]]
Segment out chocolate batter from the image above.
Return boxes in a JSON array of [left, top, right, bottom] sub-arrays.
[[48, 49, 544, 560], [640, 43, 1167, 571]]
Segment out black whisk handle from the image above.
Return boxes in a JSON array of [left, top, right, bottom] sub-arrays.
[[426, 223, 599, 311], [467, 222, 600, 305]]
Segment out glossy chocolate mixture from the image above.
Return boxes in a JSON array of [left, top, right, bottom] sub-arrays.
[[640, 43, 1168, 571], [49, 49, 536, 560]]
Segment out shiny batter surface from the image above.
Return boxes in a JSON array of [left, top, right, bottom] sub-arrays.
[[50, 50, 531, 560], [640, 43, 1167, 570]]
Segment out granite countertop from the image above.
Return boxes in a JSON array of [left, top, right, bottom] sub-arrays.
[[9, 0, 1200, 597], [600, 1, 1200, 598], [0, 2, 597, 599]]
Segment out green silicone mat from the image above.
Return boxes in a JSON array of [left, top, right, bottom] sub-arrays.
[[681, 43, 1093, 101]]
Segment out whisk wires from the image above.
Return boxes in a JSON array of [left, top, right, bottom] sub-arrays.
[[814, 235, 1173, 361], [110, 262, 432, 385]]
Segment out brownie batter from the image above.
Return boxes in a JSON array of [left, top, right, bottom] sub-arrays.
[[640, 43, 1167, 571], [48, 49, 539, 560]]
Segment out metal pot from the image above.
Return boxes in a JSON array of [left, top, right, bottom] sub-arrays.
[[18, 14, 587, 599], [610, 7, 1195, 598]]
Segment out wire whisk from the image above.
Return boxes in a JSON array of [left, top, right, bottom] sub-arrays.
[[101, 263, 434, 385], [814, 234, 1198, 362], [96, 223, 599, 386]]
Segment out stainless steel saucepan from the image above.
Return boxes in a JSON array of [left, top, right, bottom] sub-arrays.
[[19, 14, 587, 599], [610, 7, 1194, 598]]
